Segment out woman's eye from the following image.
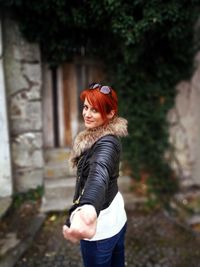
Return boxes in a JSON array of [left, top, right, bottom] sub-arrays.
[[91, 108, 98, 113], [83, 105, 98, 113], [83, 105, 88, 110]]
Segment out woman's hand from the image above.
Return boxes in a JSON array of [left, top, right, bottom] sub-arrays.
[[62, 205, 97, 243]]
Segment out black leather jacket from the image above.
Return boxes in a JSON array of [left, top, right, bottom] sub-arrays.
[[73, 134, 121, 216]]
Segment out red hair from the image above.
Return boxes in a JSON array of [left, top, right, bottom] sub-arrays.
[[80, 85, 118, 122]]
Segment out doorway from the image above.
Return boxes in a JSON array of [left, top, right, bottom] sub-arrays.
[[42, 57, 105, 149]]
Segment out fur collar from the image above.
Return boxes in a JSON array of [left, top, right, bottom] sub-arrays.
[[70, 116, 128, 167]]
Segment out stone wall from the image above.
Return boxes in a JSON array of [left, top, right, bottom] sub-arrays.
[[3, 16, 44, 192], [0, 17, 13, 216], [167, 52, 200, 187]]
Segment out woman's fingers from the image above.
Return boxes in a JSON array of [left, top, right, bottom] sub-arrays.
[[62, 225, 79, 243], [63, 222, 94, 241]]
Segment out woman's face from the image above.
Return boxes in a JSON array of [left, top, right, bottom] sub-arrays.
[[82, 98, 105, 129]]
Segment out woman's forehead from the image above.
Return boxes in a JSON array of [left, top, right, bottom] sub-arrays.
[[84, 98, 95, 108], [84, 98, 90, 105]]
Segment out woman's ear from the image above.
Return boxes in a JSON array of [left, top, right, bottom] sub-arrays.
[[107, 110, 115, 120]]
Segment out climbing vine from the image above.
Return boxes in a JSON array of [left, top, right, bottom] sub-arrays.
[[1, 0, 200, 203]]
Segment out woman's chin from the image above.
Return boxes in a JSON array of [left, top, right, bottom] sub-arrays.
[[85, 122, 94, 129]]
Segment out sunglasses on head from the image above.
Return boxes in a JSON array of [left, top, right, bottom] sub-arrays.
[[89, 83, 111, 95]]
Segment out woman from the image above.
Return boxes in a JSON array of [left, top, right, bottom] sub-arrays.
[[63, 83, 128, 267]]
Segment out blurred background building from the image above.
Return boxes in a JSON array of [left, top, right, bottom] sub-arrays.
[[1, 14, 200, 217]]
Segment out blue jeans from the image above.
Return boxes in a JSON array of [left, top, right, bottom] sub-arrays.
[[80, 223, 127, 267]]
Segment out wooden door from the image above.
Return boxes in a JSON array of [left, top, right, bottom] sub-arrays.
[[42, 57, 105, 148]]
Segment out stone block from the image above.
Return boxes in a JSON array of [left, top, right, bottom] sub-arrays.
[[0, 175, 12, 197], [7, 76, 41, 103], [10, 95, 42, 118], [175, 81, 190, 117], [15, 168, 43, 192], [22, 63, 42, 84], [0, 44, 13, 199], [5, 59, 29, 95], [14, 43, 41, 62], [15, 132, 43, 148], [28, 84, 41, 100], [10, 101, 42, 133], [12, 136, 44, 168], [10, 90, 28, 118], [11, 118, 42, 134], [166, 108, 178, 124], [4, 17, 40, 62], [173, 127, 187, 151]]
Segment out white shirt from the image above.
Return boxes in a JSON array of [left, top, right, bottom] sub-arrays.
[[86, 192, 127, 241]]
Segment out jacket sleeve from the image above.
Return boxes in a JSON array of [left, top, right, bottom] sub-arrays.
[[79, 135, 121, 216]]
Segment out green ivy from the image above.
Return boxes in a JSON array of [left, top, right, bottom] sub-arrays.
[[12, 186, 44, 209], [1, 0, 199, 203]]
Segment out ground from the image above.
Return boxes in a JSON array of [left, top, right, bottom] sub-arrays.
[[0, 200, 40, 241], [1, 199, 200, 267]]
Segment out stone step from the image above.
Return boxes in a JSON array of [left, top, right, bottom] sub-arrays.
[[44, 148, 72, 164], [41, 199, 73, 213], [44, 162, 75, 179], [44, 148, 76, 178], [41, 176, 134, 213], [41, 177, 76, 212], [43, 177, 76, 200]]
